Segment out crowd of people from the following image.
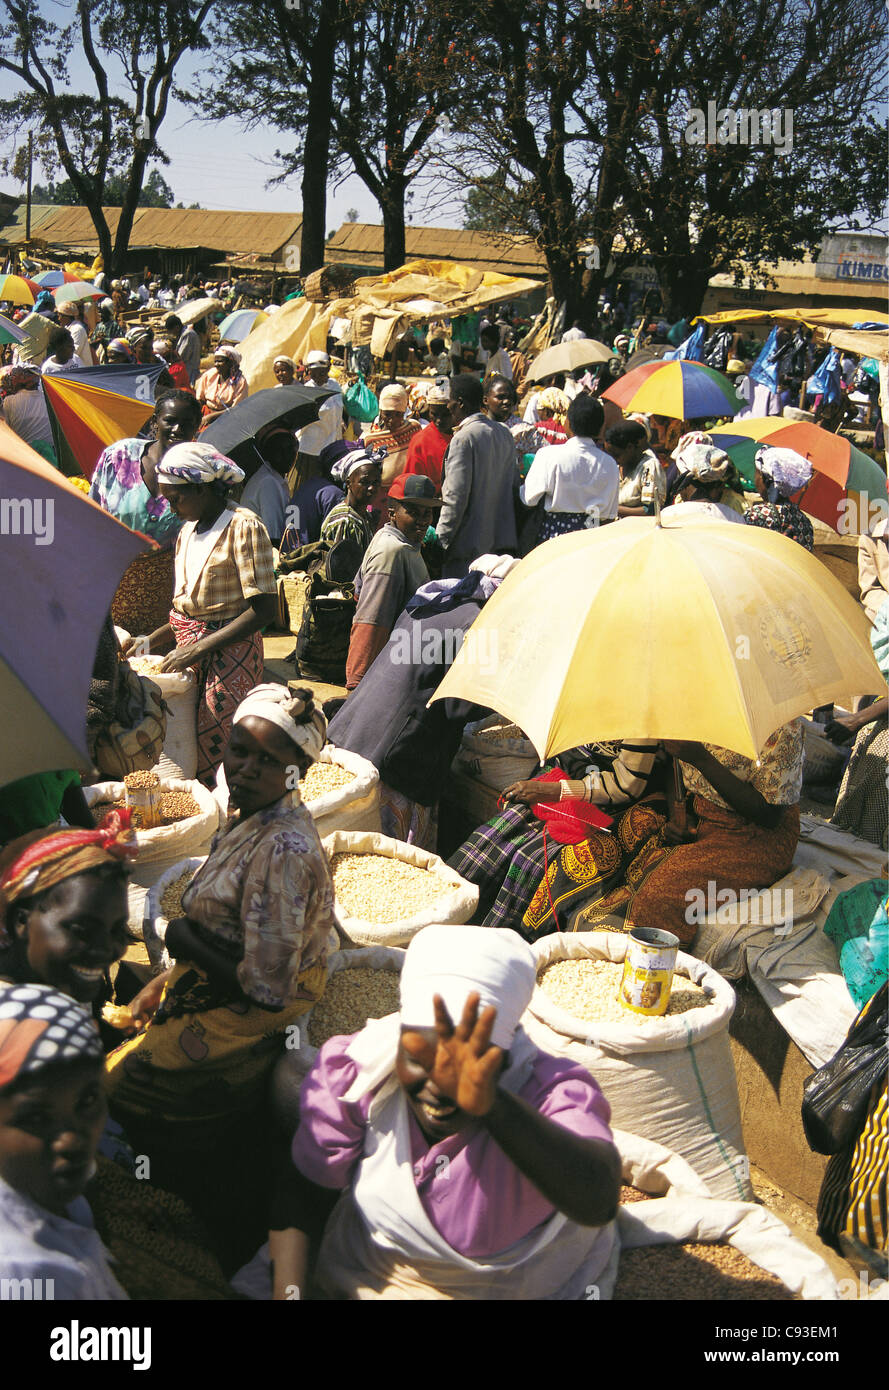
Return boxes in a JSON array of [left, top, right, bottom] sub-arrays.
[[0, 263, 886, 1302]]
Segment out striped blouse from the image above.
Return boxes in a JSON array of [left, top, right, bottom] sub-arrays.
[[558, 740, 660, 805]]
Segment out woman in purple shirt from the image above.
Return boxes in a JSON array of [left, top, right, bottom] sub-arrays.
[[271, 925, 621, 1300]]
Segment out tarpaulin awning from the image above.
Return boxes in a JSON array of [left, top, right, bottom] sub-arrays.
[[692, 306, 889, 362]]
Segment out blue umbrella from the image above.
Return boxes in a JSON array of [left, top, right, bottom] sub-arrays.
[[217, 308, 268, 343]]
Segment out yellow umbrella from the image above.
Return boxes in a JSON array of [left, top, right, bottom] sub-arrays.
[[431, 517, 882, 760]]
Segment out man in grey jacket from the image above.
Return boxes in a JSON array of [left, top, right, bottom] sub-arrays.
[[436, 374, 518, 578]]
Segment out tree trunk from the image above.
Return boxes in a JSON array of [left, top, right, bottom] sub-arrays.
[[381, 189, 406, 272], [112, 149, 151, 280], [656, 260, 713, 321], [299, 3, 337, 276]]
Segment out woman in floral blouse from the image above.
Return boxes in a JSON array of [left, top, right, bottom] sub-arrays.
[[105, 685, 336, 1239]]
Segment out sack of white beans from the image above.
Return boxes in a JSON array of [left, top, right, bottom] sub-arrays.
[[271, 945, 405, 1133], [83, 779, 220, 893], [117, 634, 199, 781], [453, 713, 539, 790], [300, 744, 381, 837], [602, 1129, 839, 1301], [524, 932, 752, 1202], [320, 830, 479, 947]]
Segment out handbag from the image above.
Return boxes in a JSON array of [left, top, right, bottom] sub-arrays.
[[91, 670, 167, 780]]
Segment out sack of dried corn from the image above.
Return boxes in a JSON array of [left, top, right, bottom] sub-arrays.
[[271, 945, 405, 1133], [143, 855, 208, 971], [320, 830, 479, 947], [605, 1129, 839, 1301], [83, 778, 220, 892], [453, 714, 539, 791], [118, 637, 199, 781], [301, 745, 381, 837], [524, 932, 752, 1202]]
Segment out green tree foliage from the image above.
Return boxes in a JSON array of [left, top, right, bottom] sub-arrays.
[[31, 167, 177, 207]]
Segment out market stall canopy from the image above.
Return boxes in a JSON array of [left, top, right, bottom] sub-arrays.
[[430, 518, 881, 762], [0, 421, 152, 785], [238, 259, 542, 391], [693, 306, 889, 361]]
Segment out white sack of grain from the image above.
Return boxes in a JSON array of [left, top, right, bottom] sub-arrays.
[[610, 1129, 839, 1301], [304, 744, 381, 837], [453, 713, 539, 790], [143, 855, 208, 971], [271, 945, 405, 1133], [320, 830, 478, 947], [84, 779, 220, 893], [524, 931, 751, 1202], [118, 637, 199, 781]]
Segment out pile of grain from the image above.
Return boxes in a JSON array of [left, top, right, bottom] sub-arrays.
[[307, 967, 401, 1047], [330, 852, 456, 923], [160, 868, 197, 921], [537, 957, 709, 1024], [476, 720, 526, 743], [91, 789, 201, 829], [128, 655, 164, 675], [613, 1242, 794, 1300], [299, 762, 357, 801], [124, 770, 160, 790]]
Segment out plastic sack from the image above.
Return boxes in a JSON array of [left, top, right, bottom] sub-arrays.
[[343, 372, 379, 424], [320, 829, 479, 947], [454, 714, 539, 791], [83, 779, 220, 892], [823, 878, 888, 1010], [801, 981, 887, 1154], [524, 932, 751, 1201], [143, 855, 208, 971]]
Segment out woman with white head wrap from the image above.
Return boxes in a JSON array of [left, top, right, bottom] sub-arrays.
[[134, 440, 278, 786], [273, 355, 296, 387], [745, 445, 815, 550], [106, 683, 336, 1209], [361, 380, 424, 499], [271, 923, 621, 1301], [318, 446, 386, 566], [660, 434, 747, 525], [195, 344, 248, 424]]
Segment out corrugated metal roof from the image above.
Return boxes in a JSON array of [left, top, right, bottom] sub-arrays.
[[324, 222, 547, 276], [0, 204, 302, 256]]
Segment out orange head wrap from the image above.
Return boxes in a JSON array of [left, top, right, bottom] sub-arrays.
[[0, 811, 137, 940]]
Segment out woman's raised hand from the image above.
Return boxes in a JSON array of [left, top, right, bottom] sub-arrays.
[[402, 993, 504, 1117]]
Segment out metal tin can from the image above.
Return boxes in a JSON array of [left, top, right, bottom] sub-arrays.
[[619, 927, 680, 1017]]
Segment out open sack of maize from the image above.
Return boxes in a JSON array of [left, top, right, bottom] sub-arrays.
[[525, 932, 751, 1202], [298, 745, 381, 837], [272, 945, 405, 1128], [143, 855, 208, 972], [320, 830, 478, 947], [601, 1130, 839, 1301], [119, 641, 199, 781], [84, 775, 220, 892], [452, 714, 539, 791]]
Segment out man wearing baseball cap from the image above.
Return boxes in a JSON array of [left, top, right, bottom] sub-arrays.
[[345, 472, 441, 690], [402, 384, 453, 488], [297, 349, 343, 459]]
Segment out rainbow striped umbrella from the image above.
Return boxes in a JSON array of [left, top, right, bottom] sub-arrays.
[[0, 312, 27, 346], [602, 359, 742, 420], [54, 280, 104, 305], [33, 269, 82, 288], [40, 363, 166, 479], [0, 274, 40, 306], [707, 419, 889, 534]]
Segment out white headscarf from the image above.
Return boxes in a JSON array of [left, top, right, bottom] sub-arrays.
[[755, 445, 813, 496], [233, 682, 327, 762], [156, 441, 244, 488], [214, 345, 242, 366], [342, 925, 537, 1106]]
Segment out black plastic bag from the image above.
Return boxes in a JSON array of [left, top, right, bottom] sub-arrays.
[[801, 982, 887, 1154]]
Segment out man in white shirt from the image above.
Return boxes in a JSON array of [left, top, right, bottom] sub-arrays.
[[40, 327, 83, 375], [296, 349, 343, 458], [521, 395, 619, 529], [479, 324, 513, 381], [561, 320, 588, 343], [56, 303, 93, 366]]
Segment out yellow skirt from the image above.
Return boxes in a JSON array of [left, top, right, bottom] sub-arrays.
[[105, 959, 326, 1127]]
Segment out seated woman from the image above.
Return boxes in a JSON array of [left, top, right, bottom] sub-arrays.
[[131, 441, 278, 787], [745, 445, 815, 551], [450, 740, 662, 933], [105, 686, 336, 1252], [525, 723, 803, 943], [270, 925, 621, 1301], [0, 982, 126, 1299]]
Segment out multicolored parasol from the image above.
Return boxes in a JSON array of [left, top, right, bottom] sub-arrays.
[[40, 363, 166, 479], [33, 270, 83, 288], [0, 274, 40, 306], [707, 418, 889, 533], [602, 359, 742, 420], [53, 280, 104, 306], [217, 308, 268, 343]]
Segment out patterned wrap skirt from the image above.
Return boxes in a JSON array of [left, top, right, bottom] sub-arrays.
[[169, 608, 264, 786]]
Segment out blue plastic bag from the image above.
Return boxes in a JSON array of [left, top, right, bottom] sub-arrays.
[[823, 878, 888, 1010], [664, 321, 706, 362], [809, 348, 842, 406], [748, 326, 783, 391]]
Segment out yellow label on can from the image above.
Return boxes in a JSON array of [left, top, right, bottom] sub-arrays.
[[618, 962, 674, 1017]]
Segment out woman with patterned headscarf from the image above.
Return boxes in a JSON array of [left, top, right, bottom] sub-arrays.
[[0, 980, 127, 1298], [127, 441, 278, 786], [661, 435, 747, 525], [745, 445, 815, 551], [105, 686, 336, 1244]]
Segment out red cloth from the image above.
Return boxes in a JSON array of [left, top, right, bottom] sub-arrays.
[[530, 768, 612, 843], [403, 421, 450, 488], [165, 361, 192, 391]]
